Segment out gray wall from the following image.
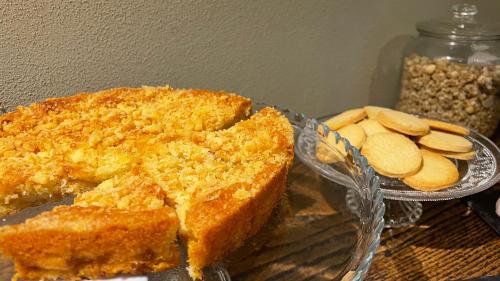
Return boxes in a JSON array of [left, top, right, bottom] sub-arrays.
[[1, 0, 499, 117]]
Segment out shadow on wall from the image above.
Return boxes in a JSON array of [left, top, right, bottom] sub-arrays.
[[369, 35, 415, 108]]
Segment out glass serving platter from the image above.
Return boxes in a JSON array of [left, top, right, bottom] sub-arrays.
[[305, 115, 500, 227], [0, 105, 385, 281]]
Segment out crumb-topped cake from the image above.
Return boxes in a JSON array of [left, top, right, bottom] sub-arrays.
[[0, 86, 294, 280], [0, 86, 251, 217]]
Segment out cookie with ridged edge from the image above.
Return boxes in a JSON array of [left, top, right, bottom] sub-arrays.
[[363, 105, 390, 119], [377, 110, 429, 136], [417, 130, 472, 153], [422, 118, 470, 136], [420, 145, 476, 160], [323, 108, 366, 131], [403, 149, 459, 191], [361, 132, 422, 178]]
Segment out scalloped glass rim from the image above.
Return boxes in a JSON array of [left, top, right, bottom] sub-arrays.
[[312, 115, 500, 202], [258, 103, 385, 281]]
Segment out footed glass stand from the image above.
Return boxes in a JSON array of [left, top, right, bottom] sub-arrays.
[[347, 188, 423, 228], [379, 200, 423, 228], [304, 117, 500, 228]]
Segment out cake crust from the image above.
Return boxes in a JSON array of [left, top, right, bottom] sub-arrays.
[[186, 163, 288, 278], [0, 206, 180, 280]]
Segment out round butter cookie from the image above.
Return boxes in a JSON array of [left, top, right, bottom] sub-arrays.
[[334, 124, 366, 156], [420, 145, 476, 160], [417, 130, 472, 153], [316, 142, 344, 164], [320, 124, 366, 157], [358, 119, 391, 136], [377, 110, 429, 136], [422, 118, 470, 136], [361, 132, 422, 178], [363, 105, 389, 119], [403, 149, 459, 191], [323, 108, 366, 131]]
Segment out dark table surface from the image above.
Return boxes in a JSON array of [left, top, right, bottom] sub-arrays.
[[228, 123, 500, 281], [367, 197, 499, 280]]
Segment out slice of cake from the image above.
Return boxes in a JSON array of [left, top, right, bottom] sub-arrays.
[[0, 167, 179, 280], [0, 206, 179, 280], [142, 108, 294, 278]]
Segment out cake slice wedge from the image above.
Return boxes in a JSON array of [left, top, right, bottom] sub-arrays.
[[142, 107, 294, 278], [0, 168, 179, 280], [186, 108, 294, 278], [0, 206, 180, 280]]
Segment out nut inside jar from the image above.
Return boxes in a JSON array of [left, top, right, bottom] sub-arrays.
[[397, 54, 500, 137]]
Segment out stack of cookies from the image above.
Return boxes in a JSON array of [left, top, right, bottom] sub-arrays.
[[317, 106, 475, 191]]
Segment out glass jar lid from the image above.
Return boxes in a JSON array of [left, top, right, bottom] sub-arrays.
[[416, 3, 500, 41]]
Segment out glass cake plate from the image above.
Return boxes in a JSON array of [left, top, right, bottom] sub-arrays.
[[309, 115, 500, 228], [0, 105, 385, 281]]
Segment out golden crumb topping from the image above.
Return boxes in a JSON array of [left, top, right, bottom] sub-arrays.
[[1, 205, 178, 233], [0, 86, 251, 216], [142, 108, 294, 233], [74, 167, 166, 211], [0, 86, 294, 281]]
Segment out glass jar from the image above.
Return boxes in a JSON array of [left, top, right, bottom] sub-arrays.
[[396, 4, 500, 137]]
